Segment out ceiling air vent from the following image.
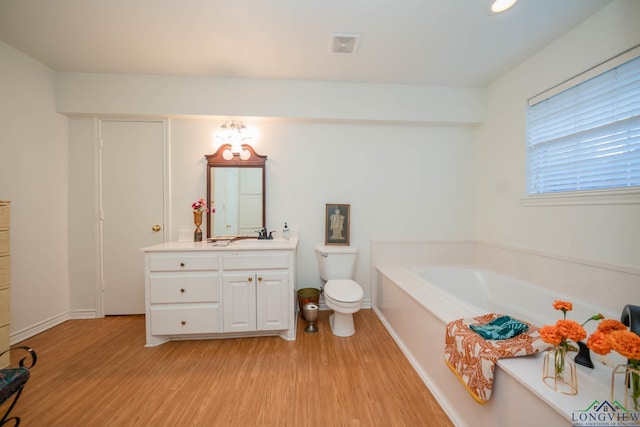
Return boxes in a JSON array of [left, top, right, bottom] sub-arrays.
[[330, 33, 361, 55]]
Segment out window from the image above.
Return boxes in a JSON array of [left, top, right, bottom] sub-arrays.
[[526, 47, 640, 197]]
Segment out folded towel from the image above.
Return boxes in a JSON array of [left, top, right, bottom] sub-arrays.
[[444, 313, 549, 404], [469, 315, 529, 340]]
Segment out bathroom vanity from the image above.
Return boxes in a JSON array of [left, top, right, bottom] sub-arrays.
[[142, 238, 298, 347]]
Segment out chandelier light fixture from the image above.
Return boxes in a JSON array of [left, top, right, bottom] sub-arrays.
[[216, 120, 253, 160]]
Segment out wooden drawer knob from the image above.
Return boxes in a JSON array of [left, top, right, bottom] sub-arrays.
[[181, 321, 186, 326]]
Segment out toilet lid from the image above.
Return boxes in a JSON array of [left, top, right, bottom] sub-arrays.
[[324, 280, 363, 303]]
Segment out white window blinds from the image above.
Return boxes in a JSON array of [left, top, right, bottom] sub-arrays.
[[526, 50, 640, 195]]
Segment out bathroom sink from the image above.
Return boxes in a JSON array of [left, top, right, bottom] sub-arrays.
[[232, 238, 285, 245], [229, 238, 294, 249]]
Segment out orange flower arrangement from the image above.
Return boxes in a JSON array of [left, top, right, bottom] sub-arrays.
[[587, 319, 640, 409], [539, 300, 594, 351], [539, 300, 603, 381], [553, 300, 574, 312], [608, 330, 640, 361], [586, 319, 628, 355]]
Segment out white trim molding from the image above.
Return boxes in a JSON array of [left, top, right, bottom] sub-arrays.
[[520, 187, 640, 206], [69, 309, 98, 320], [10, 311, 70, 345]]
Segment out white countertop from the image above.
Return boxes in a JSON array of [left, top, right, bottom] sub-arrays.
[[142, 238, 298, 252]]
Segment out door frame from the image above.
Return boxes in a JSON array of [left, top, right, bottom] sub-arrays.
[[95, 118, 171, 318]]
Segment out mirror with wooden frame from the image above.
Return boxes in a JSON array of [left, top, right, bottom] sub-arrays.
[[205, 144, 267, 238]]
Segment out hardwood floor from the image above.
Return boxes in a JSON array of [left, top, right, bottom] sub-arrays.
[[2, 309, 453, 427]]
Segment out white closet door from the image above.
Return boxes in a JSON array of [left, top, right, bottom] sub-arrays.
[[101, 120, 164, 315]]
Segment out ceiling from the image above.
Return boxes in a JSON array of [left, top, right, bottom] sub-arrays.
[[0, 0, 613, 87]]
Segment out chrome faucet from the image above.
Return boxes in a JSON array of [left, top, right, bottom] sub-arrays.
[[256, 227, 273, 240], [621, 304, 640, 335]]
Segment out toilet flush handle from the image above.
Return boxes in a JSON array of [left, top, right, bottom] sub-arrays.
[[320, 252, 328, 258]]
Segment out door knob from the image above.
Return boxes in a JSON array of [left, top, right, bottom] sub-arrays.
[[152, 225, 161, 232]]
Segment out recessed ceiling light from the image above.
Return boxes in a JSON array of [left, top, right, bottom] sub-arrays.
[[490, 0, 517, 14]]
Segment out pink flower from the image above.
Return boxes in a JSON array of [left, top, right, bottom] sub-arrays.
[[191, 198, 208, 213]]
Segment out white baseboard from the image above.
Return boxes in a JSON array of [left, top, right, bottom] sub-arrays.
[[10, 311, 70, 345], [69, 309, 97, 319]]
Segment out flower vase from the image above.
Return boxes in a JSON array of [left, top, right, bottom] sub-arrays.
[[611, 363, 640, 411], [193, 211, 203, 242], [543, 345, 578, 395]]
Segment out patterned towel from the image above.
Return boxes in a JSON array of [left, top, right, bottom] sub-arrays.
[[469, 315, 529, 340], [444, 313, 550, 404]]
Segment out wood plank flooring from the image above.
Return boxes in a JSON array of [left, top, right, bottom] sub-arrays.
[[2, 309, 453, 427]]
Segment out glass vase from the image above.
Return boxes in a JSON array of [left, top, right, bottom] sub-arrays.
[[543, 345, 578, 395], [193, 211, 203, 242], [611, 363, 640, 411]]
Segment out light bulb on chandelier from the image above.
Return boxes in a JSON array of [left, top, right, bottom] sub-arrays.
[[216, 120, 253, 160]]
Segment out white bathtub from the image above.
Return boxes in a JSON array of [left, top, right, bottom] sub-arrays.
[[374, 265, 621, 427]]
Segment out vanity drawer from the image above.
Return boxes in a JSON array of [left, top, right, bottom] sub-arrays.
[[149, 272, 219, 303], [150, 305, 220, 335], [149, 253, 219, 272], [223, 254, 289, 270], [0, 231, 8, 255]]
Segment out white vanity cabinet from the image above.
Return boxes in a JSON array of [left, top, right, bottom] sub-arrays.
[[222, 253, 290, 333], [143, 240, 297, 347], [146, 252, 221, 346]]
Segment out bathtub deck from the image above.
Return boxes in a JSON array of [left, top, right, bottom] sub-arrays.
[[375, 266, 625, 427]]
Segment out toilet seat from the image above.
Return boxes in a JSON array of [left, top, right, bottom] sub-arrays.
[[324, 279, 363, 303]]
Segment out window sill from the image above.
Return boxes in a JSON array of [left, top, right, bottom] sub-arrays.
[[520, 188, 640, 206]]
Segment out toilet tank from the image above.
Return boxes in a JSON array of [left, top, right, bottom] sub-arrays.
[[315, 244, 359, 281]]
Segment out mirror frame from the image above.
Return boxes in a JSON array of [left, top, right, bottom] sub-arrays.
[[205, 144, 267, 238]]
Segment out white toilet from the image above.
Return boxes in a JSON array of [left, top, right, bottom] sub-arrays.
[[315, 244, 364, 337]]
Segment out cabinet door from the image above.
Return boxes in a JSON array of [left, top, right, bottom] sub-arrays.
[[256, 271, 289, 331], [222, 272, 256, 333]]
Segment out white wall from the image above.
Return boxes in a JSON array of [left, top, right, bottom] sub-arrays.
[[56, 74, 485, 125], [170, 119, 475, 301], [66, 117, 476, 312], [475, 0, 640, 269], [68, 117, 99, 315], [0, 41, 70, 339], [8, 0, 640, 338]]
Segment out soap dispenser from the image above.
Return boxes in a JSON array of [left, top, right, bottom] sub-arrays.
[[283, 222, 290, 240]]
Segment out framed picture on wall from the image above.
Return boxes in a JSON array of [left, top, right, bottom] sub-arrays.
[[325, 204, 350, 245]]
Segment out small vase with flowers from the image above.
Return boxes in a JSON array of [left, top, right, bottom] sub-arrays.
[[191, 198, 209, 242], [539, 300, 603, 395], [587, 319, 640, 410]]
